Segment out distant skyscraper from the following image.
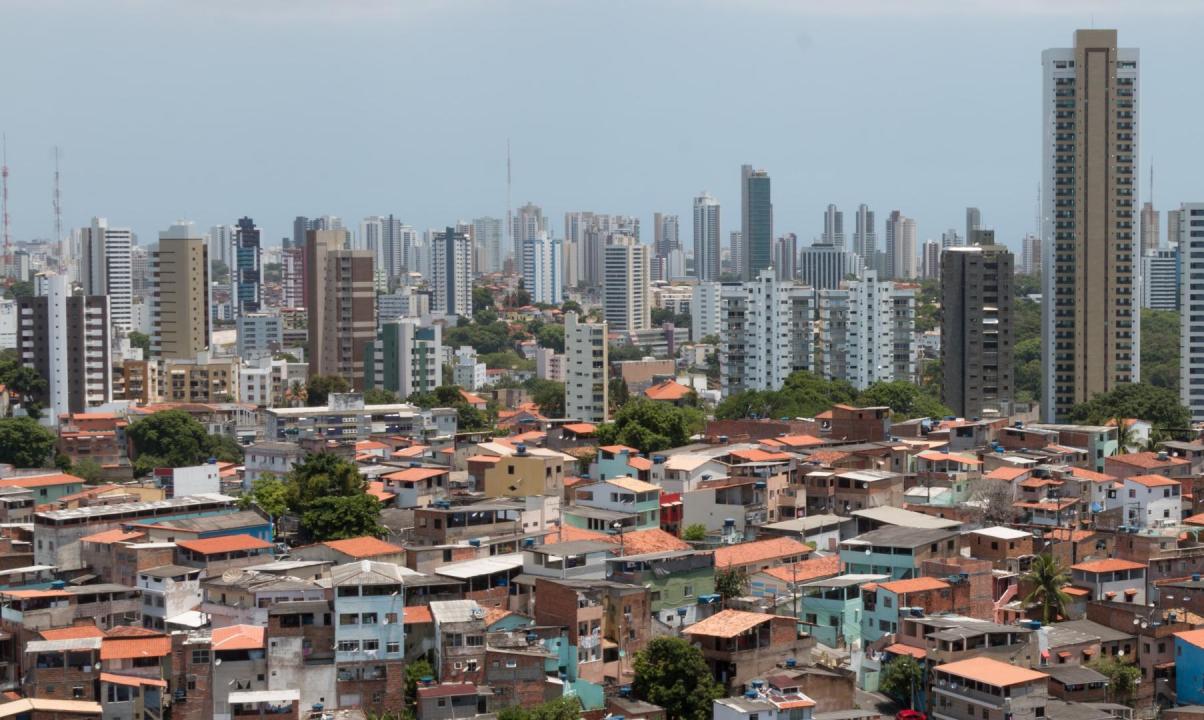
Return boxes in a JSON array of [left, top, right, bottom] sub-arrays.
[[1041, 29, 1140, 421], [234, 216, 262, 316], [719, 269, 813, 397], [513, 202, 547, 265], [153, 222, 210, 359], [1168, 208, 1183, 249], [774, 234, 798, 281], [305, 229, 375, 386], [1179, 204, 1204, 420], [432, 227, 473, 319], [473, 217, 504, 274], [603, 236, 650, 332], [1140, 202, 1160, 252], [941, 228, 961, 249], [523, 231, 562, 305], [942, 244, 1014, 419], [853, 204, 876, 268], [921, 239, 941, 281], [799, 243, 853, 291], [79, 217, 133, 333], [565, 311, 608, 423], [653, 212, 680, 281], [1021, 234, 1042, 276], [208, 224, 233, 271], [740, 165, 773, 280], [728, 232, 742, 276], [884, 211, 916, 279], [965, 207, 982, 244], [823, 204, 845, 250], [282, 239, 304, 309], [693, 193, 721, 281], [1142, 247, 1178, 310]]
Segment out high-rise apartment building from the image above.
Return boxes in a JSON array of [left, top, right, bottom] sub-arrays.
[[473, 217, 504, 275], [1141, 201, 1160, 253], [1021, 234, 1042, 276], [818, 270, 916, 390], [941, 244, 1014, 419], [564, 312, 608, 423], [653, 212, 680, 281], [966, 207, 982, 244], [603, 237, 650, 332], [1142, 248, 1179, 311], [884, 211, 916, 279], [153, 222, 210, 359], [740, 165, 773, 280], [305, 229, 375, 386], [513, 202, 547, 264], [79, 217, 133, 333], [799, 243, 854, 291], [691, 282, 722, 342], [823, 204, 845, 249], [693, 193, 721, 281], [921, 239, 941, 281], [718, 269, 814, 397], [431, 227, 472, 319], [853, 204, 876, 269], [1179, 204, 1204, 420], [728, 232, 742, 276], [941, 228, 961, 249], [365, 319, 442, 398], [19, 272, 111, 420], [774, 233, 798, 281], [281, 239, 304, 309], [1041, 29, 1140, 421], [234, 216, 262, 315], [522, 231, 562, 305]]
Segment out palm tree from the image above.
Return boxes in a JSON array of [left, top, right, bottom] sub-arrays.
[[1023, 553, 1071, 624], [284, 381, 307, 408]]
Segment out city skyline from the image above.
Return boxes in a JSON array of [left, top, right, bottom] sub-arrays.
[[1, 3, 1202, 256]]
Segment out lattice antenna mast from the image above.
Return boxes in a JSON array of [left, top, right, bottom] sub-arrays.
[[54, 146, 62, 265], [1, 135, 10, 271]]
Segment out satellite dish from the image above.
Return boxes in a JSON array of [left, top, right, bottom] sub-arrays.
[[214, 658, 223, 666], [221, 569, 243, 583]]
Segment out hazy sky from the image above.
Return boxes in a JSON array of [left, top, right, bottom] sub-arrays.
[[2, 0, 1203, 254]]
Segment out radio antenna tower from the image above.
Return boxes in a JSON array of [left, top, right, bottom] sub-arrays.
[[506, 139, 512, 272], [1, 135, 10, 275], [53, 146, 62, 266]]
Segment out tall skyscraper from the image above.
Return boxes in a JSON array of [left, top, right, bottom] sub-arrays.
[[153, 223, 211, 359], [431, 227, 472, 319], [281, 239, 304, 309], [693, 193, 721, 281], [233, 216, 262, 316], [1141, 247, 1178, 310], [20, 272, 111, 420], [1179, 204, 1204, 420], [473, 217, 504, 275], [728, 232, 742, 276], [799, 243, 854, 291], [884, 211, 917, 279], [941, 244, 1014, 419], [941, 228, 961, 249], [773, 233, 798, 281], [653, 212, 680, 281], [305, 229, 375, 386], [853, 204, 876, 268], [818, 271, 916, 390], [719, 269, 814, 397], [513, 202, 547, 264], [823, 204, 845, 249], [1021, 234, 1042, 276], [564, 311, 608, 423], [603, 236, 650, 332], [921, 239, 941, 281], [740, 165, 773, 280], [1168, 208, 1183, 249], [208, 224, 233, 272], [522, 231, 563, 305], [79, 217, 133, 333], [1140, 202, 1160, 252], [1041, 29, 1140, 421], [965, 207, 982, 244]]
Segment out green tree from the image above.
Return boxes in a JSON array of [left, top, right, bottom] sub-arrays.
[[71, 458, 105, 483], [1141, 308, 1179, 392], [715, 567, 748, 605], [1013, 274, 1041, 297], [0, 417, 56, 468], [472, 286, 495, 314], [715, 371, 858, 421], [856, 381, 953, 420], [273, 352, 299, 363], [4, 280, 33, 299], [595, 398, 703, 455], [1014, 337, 1042, 403], [631, 636, 724, 720], [529, 380, 565, 418], [263, 262, 282, 283], [128, 331, 151, 354], [1068, 383, 1191, 435], [609, 343, 651, 362], [301, 494, 384, 541], [497, 696, 582, 720], [6, 366, 48, 408], [1022, 553, 1071, 624], [535, 323, 565, 353], [127, 410, 239, 474], [364, 388, 401, 405], [560, 300, 582, 315], [682, 524, 707, 542], [609, 377, 630, 412], [1089, 656, 1141, 707], [306, 375, 351, 406], [285, 452, 367, 513], [239, 476, 290, 520], [880, 655, 924, 709], [404, 658, 435, 706]]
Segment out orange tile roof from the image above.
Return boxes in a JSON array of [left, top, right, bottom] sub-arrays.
[[356, 440, 391, 451], [1071, 559, 1146, 573], [105, 626, 163, 638], [561, 422, 596, 435], [600, 445, 638, 455], [101, 672, 167, 688], [985, 466, 1030, 481], [1, 589, 71, 599], [543, 525, 611, 544], [1063, 586, 1090, 597], [466, 454, 503, 464], [878, 577, 950, 595], [729, 449, 794, 463], [1109, 452, 1189, 468], [41, 625, 106, 640], [212, 624, 265, 651], [885, 642, 927, 660], [483, 607, 513, 626], [1019, 478, 1063, 489], [936, 657, 1047, 687], [80, 528, 147, 545], [684, 609, 782, 638], [460, 389, 487, 405], [1184, 513, 1204, 527], [1068, 467, 1116, 483], [100, 635, 172, 660], [1046, 528, 1095, 543], [1127, 474, 1180, 488], [1013, 499, 1078, 511], [176, 534, 273, 555], [366, 481, 396, 502], [808, 450, 851, 466], [644, 380, 693, 401], [714, 537, 812, 569], [776, 434, 826, 448], [391, 445, 430, 458], [627, 456, 653, 471], [917, 451, 982, 466], [403, 606, 433, 624], [322, 536, 403, 559], [761, 556, 842, 584], [609, 528, 690, 555], [0, 472, 82, 489], [1176, 628, 1204, 650], [384, 467, 447, 483]]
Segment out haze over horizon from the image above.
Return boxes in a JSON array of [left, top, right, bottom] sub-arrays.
[[3, 0, 1203, 253]]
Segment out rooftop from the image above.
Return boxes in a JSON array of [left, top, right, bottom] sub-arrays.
[[212, 624, 265, 651], [849, 506, 962, 530], [320, 536, 404, 558], [842, 525, 960, 549], [877, 576, 950, 595], [36, 493, 234, 522], [1071, 559, 1145, 573], [936, 657, 1047, 687], [714, 537, 812, 569], [684, 608, 786, 638], [176, 534, 272, 555]]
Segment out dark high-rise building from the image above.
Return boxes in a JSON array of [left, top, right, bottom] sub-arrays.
[[740, 165, 773, 280], [942, 242, 1014, 419], [234, 216, 262, 315], [305, 230, 375, 388]]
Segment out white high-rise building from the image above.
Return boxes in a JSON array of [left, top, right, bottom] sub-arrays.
[[819, 271, 916, 390], [452, 346, 487, 391], [691, 282, 722, 342], [1180, 204, 1204, 420], [513, 202, 547, 264], [694, 193, 721, 281], [823, 204, 845, 250], [565, 312, 608, 423], [885, 211, 917, 280], [799, 243, 855, 291], [473, 217, 504, 275], [1141, 248, 1178, 311], [80, 217, 134, 334], [431, 227, 472, 319], [941, 228, 962, 249], [523, 231, 563, 305], [718, 269, 814, 397], [208, 224, 233, 270], [603, 237, 650, 332], [653, 212, 680, 282], [853, 204, 876, 269], [1021, 234, 1042, 276]]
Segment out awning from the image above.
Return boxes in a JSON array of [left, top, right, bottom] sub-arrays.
[[1124, 588, 1138, 595], [1058, 651, 1071, 658], [228, 690, 300, 705]]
